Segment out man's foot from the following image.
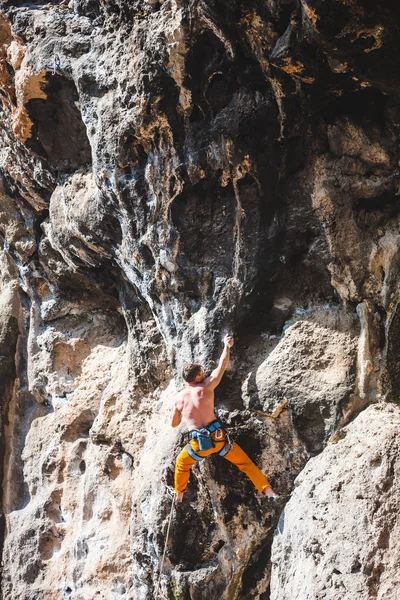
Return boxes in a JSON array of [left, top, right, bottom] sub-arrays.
[[175, 492, 184, 503], [262, 487, 279, 499]]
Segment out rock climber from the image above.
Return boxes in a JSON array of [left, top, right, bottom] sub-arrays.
[[171, 334, 279, 502]]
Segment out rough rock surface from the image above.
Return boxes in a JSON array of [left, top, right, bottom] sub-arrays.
[[271, 403, 400, 600], [248, 307, 357, 453], [0, 0, 399, 599]]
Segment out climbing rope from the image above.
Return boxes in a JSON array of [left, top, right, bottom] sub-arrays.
[[154, 480, 176, 600]]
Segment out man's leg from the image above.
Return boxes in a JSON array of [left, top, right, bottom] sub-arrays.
[[174, 445, 198, 502], [223, 441, 279, 496], [174, 440, 220, 501]]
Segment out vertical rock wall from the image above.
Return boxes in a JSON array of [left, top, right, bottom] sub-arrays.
[[271, 404, 400, 600], [0, 0, 399, 598]]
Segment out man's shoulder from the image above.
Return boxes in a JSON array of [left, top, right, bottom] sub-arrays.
[[202, 377, 214, 389], [176, 384, 202, 403], [175, 389, 185, 406]]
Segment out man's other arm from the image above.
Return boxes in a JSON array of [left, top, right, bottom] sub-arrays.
[[205, 335, 234, 390], [171, 395, 183, 427]]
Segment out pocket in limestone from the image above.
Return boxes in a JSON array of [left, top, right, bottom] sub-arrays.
[[25, 72, 92, 171]]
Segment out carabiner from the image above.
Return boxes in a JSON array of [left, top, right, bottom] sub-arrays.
[[215, 428, 223, 440]]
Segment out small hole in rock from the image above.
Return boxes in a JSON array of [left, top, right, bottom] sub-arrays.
[[212, 539, 225, 553]]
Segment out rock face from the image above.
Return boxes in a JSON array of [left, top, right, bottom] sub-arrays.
[[249, 307, 357, 453], [0, 0, 399, 599], [271, 404, 400, 600]]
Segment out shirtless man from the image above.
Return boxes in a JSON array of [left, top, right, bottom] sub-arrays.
[[172, 334, 279, 502]]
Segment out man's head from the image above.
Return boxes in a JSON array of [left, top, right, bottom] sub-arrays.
[[182, 363, 205, 383]]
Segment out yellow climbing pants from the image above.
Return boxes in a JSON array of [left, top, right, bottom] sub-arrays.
[[174, 429, 272, 494]]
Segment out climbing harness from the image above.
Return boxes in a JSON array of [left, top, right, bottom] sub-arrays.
[[185, 420, 232, 461], [155, 480, 176, 600], [188, 419, 222, 449]]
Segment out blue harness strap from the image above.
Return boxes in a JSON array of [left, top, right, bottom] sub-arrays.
[[218, 435, 232, 457], [188, 420, 222, 440], [186, 443, 206, 461]]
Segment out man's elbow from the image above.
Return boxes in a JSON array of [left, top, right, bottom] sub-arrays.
[[171, 415, 181, 428]]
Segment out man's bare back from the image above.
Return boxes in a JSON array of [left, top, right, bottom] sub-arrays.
[[175, 376, 217, 430], [171, 335, 234, 431]]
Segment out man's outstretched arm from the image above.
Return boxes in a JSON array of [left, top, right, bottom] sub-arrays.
[[205, 334, 234, 390]]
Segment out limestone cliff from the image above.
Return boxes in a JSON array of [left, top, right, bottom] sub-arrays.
[[0, 1, 399, 599], [271, 404, 400, 600]]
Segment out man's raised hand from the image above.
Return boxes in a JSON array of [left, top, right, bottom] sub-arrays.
[[224, 334, 234, 348]]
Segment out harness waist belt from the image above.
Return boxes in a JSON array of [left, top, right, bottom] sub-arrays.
[[186, 430, 232, 462], [188, 420, 222, 440]]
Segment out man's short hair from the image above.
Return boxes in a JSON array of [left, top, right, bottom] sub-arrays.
[[182, 363, 203, 383]]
